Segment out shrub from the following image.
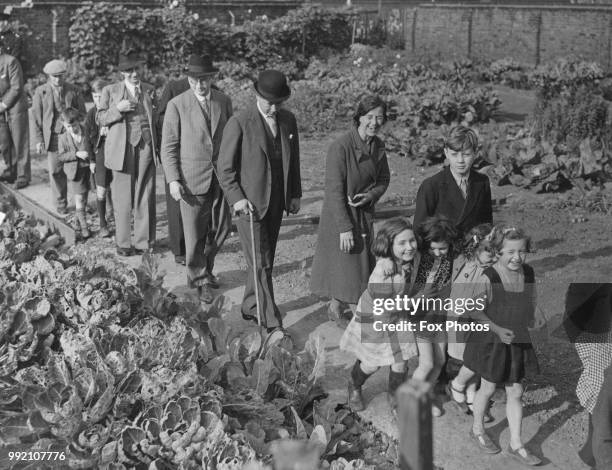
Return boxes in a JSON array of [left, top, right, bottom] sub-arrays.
[[528, 57, 604, 101], [0, 18, 33, 65]]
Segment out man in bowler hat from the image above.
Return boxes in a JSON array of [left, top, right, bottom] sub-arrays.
[[160, 55, 233, 303], [32, 59, 86, 213], [157, 54, 232, 276], [0, 15, 30, 189], [218, 70, 302, 331], [98, 52, 158, 256]]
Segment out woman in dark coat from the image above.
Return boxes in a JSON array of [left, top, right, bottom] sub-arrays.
[[311, 95, 390, 320]]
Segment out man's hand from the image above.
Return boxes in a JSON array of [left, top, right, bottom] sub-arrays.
[[288, 198, 301, 214], [169, 180, 184, 201], [36, 142, 45, 154], [348, 192, 373, 208], [116, 99, 136, 113], [89, 163, 96, 174], [99, 126, 109, 137], [233, 199, 254, 216], [75, 150, 88, 160], [339, 230, 354, 253], [0, 102, 7, 113]]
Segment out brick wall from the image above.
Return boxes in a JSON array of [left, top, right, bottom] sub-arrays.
[[404, 4, 612, 69]]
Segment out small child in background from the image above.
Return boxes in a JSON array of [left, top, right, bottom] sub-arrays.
[[462, 225, 545, 465], [446, 223, 495, 420], [84, 78, 113, 237], [411, 215, 458, 417], [57, 108, 92, 239], [340, 217, 420, 416]]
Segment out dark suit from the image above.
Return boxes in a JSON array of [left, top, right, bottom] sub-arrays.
[[0, 53, 29, 183], [218, 103, 301, 327], [98, 81, 158, 250], [158, 78, 189, 257], [161, 88, 233, 287], [413, 166, 492, 235], [32, 82, 86, 210]]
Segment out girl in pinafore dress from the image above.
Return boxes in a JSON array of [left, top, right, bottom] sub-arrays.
[[462, 225, 545, 466], [411, 215, 458, 416], [340, 217, 419, 415], [446, 223, 495, 420]]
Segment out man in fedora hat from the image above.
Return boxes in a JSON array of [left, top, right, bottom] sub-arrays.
[[98, 51, 159, 256], [157, 54, 232, 277], [218, 69, 302, 331], [32, 59, 86, 212], [0, 17, 30, 190], [161, 54, 233, 303]]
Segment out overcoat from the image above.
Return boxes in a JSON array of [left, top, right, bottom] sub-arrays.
[[413, 166, 492, 236], [310, 126, 390, 304], [31, 82, 86, 150], [217, 103, 302, 218], [56, 130, 92, 180], [97, 81, 159, 171]]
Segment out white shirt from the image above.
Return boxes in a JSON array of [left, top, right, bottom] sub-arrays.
[[124, 80, 141, 99], [194, 90, 211, 114], [257, 100, 278, 136]]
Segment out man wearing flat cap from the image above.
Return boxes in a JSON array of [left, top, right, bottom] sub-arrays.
[[98, 52, 158, 257], [161, 55, 233, 303], [157, 54, 232, 276], [0, 18, 30, 189], [32, 59, 86, 213], [218, 69, 302, 331]]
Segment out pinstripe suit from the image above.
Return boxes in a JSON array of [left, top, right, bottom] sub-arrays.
[[161, 88, 233, 287]]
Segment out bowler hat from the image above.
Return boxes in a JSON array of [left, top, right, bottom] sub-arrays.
[[0, 13, 10, 21], [254, 70, 290, 103], [43, 59, 67, 75], [186, 54, 218, 79], [118, 52, 145, 72]]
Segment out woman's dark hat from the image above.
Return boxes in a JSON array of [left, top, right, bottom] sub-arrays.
[[118, 52, 145, 71], [186, 54, 218, 78], [254, 70, 291, 103]]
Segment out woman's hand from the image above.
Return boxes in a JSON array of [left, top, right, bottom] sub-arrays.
[[492, 324, 515, 344], [530, 307, 547, 330], [339, 230, 354, 253], [348, 192, 373, 208]]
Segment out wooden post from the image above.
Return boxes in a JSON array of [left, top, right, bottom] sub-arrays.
[[397, 379, 433, 470]]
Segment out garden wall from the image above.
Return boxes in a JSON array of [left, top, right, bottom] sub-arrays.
[[404, 4, 612, 69]]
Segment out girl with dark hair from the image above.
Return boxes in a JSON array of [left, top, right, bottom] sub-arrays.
[[411, 215, 459, 416], [339, 217, 419, 414], [311, 95, 390, 321]]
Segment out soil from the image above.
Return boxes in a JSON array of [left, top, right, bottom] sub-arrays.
[[19, 85, 612, 469]]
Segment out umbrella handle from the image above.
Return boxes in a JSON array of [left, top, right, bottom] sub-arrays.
[[249, 209, 262, 328]]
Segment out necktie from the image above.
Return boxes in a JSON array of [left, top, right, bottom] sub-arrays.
[[133, 87, 141, 102], [266, 115, 278, 138], [460, 177, 468, 198]]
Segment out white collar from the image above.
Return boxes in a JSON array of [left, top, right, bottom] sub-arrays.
[[193, 90, 211, 103], [124, 80, 141, 95], [450, 169, 469, 186], [257, 100, 276, 120]]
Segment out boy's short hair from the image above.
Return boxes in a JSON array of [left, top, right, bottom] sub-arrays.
[[90, 78, 108, 94], [60, 108, 80, 125], [445, 125, 479, 153]]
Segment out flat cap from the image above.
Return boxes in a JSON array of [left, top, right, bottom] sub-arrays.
[[43, 59, 67, 75]]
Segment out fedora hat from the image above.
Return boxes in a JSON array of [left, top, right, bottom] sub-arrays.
[[254, 70, 290, 103], [118, 52, 145, 72], [186, 54, 218, 79]]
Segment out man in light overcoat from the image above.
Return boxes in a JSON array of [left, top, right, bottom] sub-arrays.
[[218, 70, 301, 331], [161, 55, 233, 303], [98, 52, 159, 256]]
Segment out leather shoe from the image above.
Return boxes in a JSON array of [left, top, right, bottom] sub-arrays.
[[133, 248, 146, 256], [116, 246, 133, 256], [13, 178, 29, 189], [198, 285, 214, 304], [348, 382, 366, 412], [174, 255, 186, 265], [242, 312, 258, 323], [0, 172, 15, 184], [203, 274, 219, 289]]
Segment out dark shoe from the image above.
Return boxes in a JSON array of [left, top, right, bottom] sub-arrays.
[[469, 429, 500, 454], [13, 178, 29, 189], [116, 246, 133, 257], [174, 255, 186, 265], [133, 248, 145, 256], [98, 226, 111, 238], [242, 311, 258, 323], [0, 170, 15, 183], [56, 206, 68, 216], [197, 286, 214, 304], [203, 274, 219, 289], [506, 446, 542, 466]]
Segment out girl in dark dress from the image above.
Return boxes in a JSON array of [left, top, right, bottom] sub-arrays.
[[311, 95, 390, 321], [462, 225, 545, 465]]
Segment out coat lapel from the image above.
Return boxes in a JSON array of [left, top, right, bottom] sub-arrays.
[[278, 115, 290, 177], [210, 90, 221, 137], [187, 91, 212, 144], [457, 170, 482, 224], [249, 103, 269, 158]]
